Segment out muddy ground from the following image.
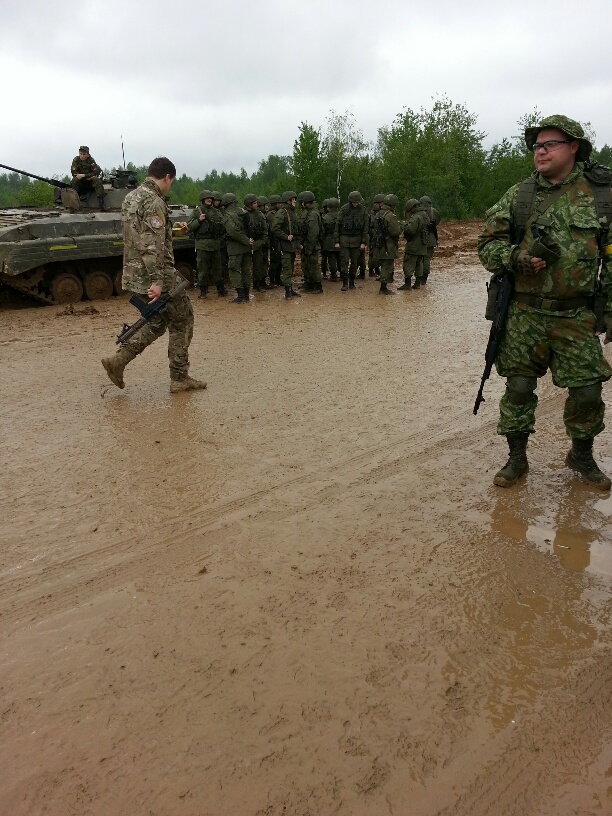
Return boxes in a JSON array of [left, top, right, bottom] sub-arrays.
[[1, 221, 612, 816]]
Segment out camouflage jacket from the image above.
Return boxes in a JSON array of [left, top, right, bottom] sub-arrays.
[[424, 206, 440, 248], [248, 208, 269, 250], [187, 203, 224, 250], [271, 204, 299, 254], [70, 154, 102, 179], [321, 209, 339, 252], [223, 203, 251, 255], [478, 164, 612, 310], [403, 210, 428, 256], [301, 206, 321, 254], [334, 202, 369, 247], [121, 177, 177, 294], [371, 204, 400, 261]]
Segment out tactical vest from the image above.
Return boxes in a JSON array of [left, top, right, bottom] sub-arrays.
[[339, 204, 367, 235]]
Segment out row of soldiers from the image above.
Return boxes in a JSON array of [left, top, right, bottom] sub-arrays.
[[187, 190, 440, 301]]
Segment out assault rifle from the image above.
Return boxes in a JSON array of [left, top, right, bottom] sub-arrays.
[[473, 273, 513, 415], [116, 277, 190, 345]]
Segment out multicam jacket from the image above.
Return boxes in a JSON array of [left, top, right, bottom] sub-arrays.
[[477, 164, 612, 311], [70, 154, 102, 179], [121, 177, 177, 294]]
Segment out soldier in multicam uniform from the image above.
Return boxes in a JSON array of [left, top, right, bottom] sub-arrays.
[[419, 195, 440, 283], [70, 145, 106, 210], [101, 157, 206, 393], [299, 191, 323, 293], [321, 198, 341, 281], [477, 115, 612, 490], [334, 191, 369, 291], [267, 195, 283, 286], [223, 193, 253, 303], [271, 190, 302, 299], [370, 194, 400, 295], [399, 198, 428, 290], [187, 189, 227, 299]]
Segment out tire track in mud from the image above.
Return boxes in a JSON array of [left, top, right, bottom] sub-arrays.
[[0, 393, 561, 631]]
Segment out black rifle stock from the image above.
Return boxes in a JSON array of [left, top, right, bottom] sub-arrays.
[[116, 277, 190, 345], [473, 273, 513, 415]]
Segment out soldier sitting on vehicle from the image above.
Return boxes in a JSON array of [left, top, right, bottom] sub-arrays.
[[70, 145, 106, 210]]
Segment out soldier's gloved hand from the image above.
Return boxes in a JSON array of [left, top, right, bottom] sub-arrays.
[[511, 248, 545, 275], [603, 313, 612, 344]]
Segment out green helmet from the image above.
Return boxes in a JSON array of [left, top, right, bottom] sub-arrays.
[[211, 191, 222, 200], [243, 193, 258, 207], [221, 192, 237, 207], [327, 198, 340, 209], [257, 196, 269, 206], [524, 114, 592, 162], [269, 194, 282, 205], [348, 190, 363, 203], [300, 190, 315, 204], [406, 198, 420, 211], [281, 190, 297, 203], [384, 194, 399, 208], [373, 193, 386, 204], [199, 189, 213, 201], [419, 195, 432, 205]]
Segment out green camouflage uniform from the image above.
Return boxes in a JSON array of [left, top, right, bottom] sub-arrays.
[[187, 203, 224, 288], [371, 204, 400, 283], [70, 153, 105, 198], [402, 209, 428, 285], [224, 203, 252, 290], [334, 202, 369, 285], [120, 178, 194, 380], [477, 163, 612, 439], [300, 204, 322, 288], [267, 205, 282, 285], [321, 204, 340, 279], [248, 208, 269, 289], [271, 203, 299, 287], [422, 203, 440, 280]]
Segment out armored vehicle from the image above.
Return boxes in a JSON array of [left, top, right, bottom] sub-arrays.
[[0, 164, 197, 305]]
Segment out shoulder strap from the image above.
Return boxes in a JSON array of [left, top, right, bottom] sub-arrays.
[[512, 179, 537, 244]]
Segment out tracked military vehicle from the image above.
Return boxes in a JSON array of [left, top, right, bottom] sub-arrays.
[[0, 164, 197, 305]]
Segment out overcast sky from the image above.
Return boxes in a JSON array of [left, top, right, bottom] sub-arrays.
[[1, 0, 611, 179]]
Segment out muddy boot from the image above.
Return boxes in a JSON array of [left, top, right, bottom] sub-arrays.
[[216, 282, 228, 297], [170, 375, 207, 393], [198, 285, 208, 299], [311, 282, 323, 293], [285, 285, 292, 299], [413, 277, 422, 290], [397, 281, 411, 291], [101, 347, 134, 390], [341, 277, 348, 291], [379, 282, 394, 295], [348, 275, 356, 289], [493, 432, 529, 487], [98, 196, 107, 211], [232, 288, 245, 303], [566, 438, 611, 490]]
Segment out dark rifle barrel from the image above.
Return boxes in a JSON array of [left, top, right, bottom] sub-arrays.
[[0, 163, 72, 189]]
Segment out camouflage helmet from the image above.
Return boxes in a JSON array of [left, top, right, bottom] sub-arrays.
[[199, 189, 213, 201], [348, 190, 363, 203], [257, 196, 269, 206], [221, 192, 237, 207], [419, 195, 432, 205], [211, 191, 223, 200], [269, 194, 282, 205], [384, 194, 399, 208], [406, 198, 420, 211], [300, 190, 315, 204], [281, 190, 298, 203], [243, 193, 258, 207], [524, 114, 592, 162], [373, 193, 386, 204]]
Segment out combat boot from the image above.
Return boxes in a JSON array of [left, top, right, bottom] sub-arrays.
[[341, 278, 348, 291], [198, 285, 208, 299], [357, 271, 366, 280], [397, 281, 411, 291], [348, 275, 356, 289], [216, 282, 228, 297], [413, 278, 422, 289], [379, 282, 394, 295], [170, 375, 207, 393], [243, 286, 251, 301], [232, 288, 245, 303], [101, 347, 135, 389], [330, 272, 338, 281], [285, 285, 292, 299], [311, 282, 323, 293], [98, 196, 106, 211], [290, 287, 301, 297], [493, 432, 529, 487], [566, 438, 611, 490]]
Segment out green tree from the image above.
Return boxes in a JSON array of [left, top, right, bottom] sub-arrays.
[[291, 122, 322, 199], [320, 109, 369, 200]]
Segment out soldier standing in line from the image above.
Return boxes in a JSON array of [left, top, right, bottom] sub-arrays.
[[271, 190, 302, 300], [267, 195, 283, 286], [477, 114, 612, 490], [399, 198, 428, 290], [368, 194, 385, 278], [223, 193, 253, 303], [101, 157, 206, 393], [244, 193, 268, 291], [371, 194, 400, 295], [187, 189, 227, 299], [212, 191, 229, 285], [420, 195, 440, 283], [70, 145, 106, 210], [257, 196, 271, 286], [321, 198, 341, 281], [320, 200, 330, 278], [299, 191, 323, 293], [334, 191, 369, 291]]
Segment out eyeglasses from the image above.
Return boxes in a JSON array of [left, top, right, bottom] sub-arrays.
[[531, 139, 571, 154]]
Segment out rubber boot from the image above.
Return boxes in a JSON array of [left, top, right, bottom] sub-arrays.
[[170, 375, 207, 393], [232, 288, 245, 303], [566, 438, 611, 490], [341, 277, 348, 291], [101, 347, 135, 389], [413, 277, 422, 289], [198, 285, 208, 299], [216, 282, 228, 297], [98, 196, 106, 211], [493, 432, 529, 487], [348, 275, 356, 289], [285, 285, 292, 300], [379, 281, 394, 295]]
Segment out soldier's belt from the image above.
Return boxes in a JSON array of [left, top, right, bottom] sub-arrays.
[[513, 292, 592, 312]]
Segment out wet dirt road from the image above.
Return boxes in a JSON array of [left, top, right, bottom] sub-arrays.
[[1, 222, 612, 815]]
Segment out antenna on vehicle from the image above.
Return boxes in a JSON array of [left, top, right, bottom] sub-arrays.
[[121, 135, 126, 170]]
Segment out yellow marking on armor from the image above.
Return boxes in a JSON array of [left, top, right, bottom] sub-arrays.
[[604, 244, 612, 256], [49, 244, 78, 250], [172, 236, 188, 241], [113, 241, 124, 246]]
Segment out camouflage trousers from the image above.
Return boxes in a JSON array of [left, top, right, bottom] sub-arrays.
[[379, 258, 395, 284], [496, 302, 611, 438], [71, 176, 104, 199], [340, 246, 362, 280], [228, 252, 252, 290], [402, 253, 425, 282], [196, 248, 222, 287], [252, 248, 266, 287], [321, 250, 340, 277], [301, 251, 321, 285], [422, 247, 434, 279], [280, 252, 296, 287], [269, 246, 282, 285], [123, 291, 194, 380]]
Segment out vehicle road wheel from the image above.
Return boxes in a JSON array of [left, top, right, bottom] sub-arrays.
[[51, 272, 83, 304], [175, 262, 196, 286], [84, 270, 114, 301]]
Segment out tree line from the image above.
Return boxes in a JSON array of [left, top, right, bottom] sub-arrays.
[[2, 97, 610, 217]]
